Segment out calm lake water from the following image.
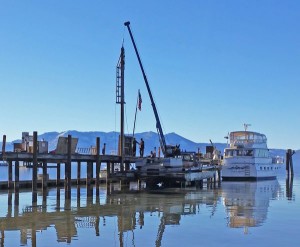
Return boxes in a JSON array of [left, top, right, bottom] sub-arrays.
[[0, 166, 299, 247]]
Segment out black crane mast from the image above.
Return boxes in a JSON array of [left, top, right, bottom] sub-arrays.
[[124, 21, 174, 157]]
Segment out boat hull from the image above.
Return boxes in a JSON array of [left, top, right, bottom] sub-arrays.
[[221, 162, 282, 181]]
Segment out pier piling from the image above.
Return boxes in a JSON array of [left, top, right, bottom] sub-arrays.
[[42, 161, 48, 189], [1, 135, 6, 157], [56, 163, 61, 186], [77, 161, 81, 185], [65, 135, 72, 200], [8, 161, 13, 189], [96, 137, 100, 197], [14, 161, 20, 191], [286, 149, 294, 176], [32, 131, 38, 204], [286, 149, 295, 200]]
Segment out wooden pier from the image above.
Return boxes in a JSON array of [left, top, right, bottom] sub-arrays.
[[0, 132, 139, 199], [1, 132, 222, 205]]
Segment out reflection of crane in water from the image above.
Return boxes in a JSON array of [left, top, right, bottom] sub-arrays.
[[155, 216, 166, 247]]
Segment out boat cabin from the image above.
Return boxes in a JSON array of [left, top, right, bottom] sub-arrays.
[[229, 131, 267, 147]]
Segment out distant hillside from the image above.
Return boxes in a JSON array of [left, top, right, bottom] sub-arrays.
[[1, 130, 226, 154]]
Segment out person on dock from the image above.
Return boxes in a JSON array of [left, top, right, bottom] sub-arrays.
[[139, 138, 144, 157], [132, 138, 138, 157], [102, 143, 106, 155], [153, 147, 156, 157]]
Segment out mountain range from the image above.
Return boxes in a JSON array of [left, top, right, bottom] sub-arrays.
[[1, 130, 299, 166]]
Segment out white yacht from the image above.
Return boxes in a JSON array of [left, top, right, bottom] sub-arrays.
[[222, 130, 283, 181]]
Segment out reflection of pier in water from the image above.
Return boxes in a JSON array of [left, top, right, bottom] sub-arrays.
[[221, 180, 281, 234], [0, 183, 220, 246]]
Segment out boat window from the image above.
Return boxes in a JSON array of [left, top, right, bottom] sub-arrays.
[[254, 149, 269, 158], [225, 150, 234, 157]]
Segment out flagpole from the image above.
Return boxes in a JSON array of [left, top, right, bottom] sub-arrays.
[[132, 90, 139, 137]]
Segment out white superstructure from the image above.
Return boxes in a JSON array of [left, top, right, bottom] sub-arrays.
[[222, 130, 283, 181]]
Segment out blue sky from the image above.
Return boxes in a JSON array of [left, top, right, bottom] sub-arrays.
[[0, 0, 299, 149]]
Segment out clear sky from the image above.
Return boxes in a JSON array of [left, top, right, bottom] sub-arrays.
[[0, 0, 299, 149]]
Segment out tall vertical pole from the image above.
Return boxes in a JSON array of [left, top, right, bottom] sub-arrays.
[[120, 46, 125, 172]]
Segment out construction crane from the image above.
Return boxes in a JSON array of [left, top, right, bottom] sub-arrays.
[[124, 21, 178, 157]]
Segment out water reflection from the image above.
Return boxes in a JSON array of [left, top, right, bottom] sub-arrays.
[[0, 179, 284, 246], [0, 183, 221, 247], [221, 180, 280, 233]]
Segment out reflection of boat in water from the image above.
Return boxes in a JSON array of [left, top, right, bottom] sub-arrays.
[[222, 127, 284, 181], [221, 180, 280, 233]]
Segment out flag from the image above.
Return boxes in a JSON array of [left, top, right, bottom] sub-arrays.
[[138, 90, 142, 111]]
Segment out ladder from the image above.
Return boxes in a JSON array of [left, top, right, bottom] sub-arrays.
[[245, 166, 250, 176]]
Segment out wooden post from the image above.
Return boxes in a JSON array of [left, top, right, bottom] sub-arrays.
[[217, 169, 221, 187], [107, 162, 111, 179], [56, 163, 61, 186], [77, 161, 81, 185], [8, 186, 12, 206], [64, 162, 67, 189], [42, 161, 48, 189], [290, 150, 294, 177], [111, 163, 115, 175], [14, 190, 19, 206], [86, 160, 93, 197], [32, 131, 38, 204], [8, 161, 13, 189], [14, 161, 20, 192], [77, 185, 81, 208], [1, 135, 6, 157], [86, 161, 92, 187], [286, 149, 294, 176], [96, 137, 100, 196], [65, 135, 72, 200], [286, 149, 290, 173], [56, 187, 61, 211]]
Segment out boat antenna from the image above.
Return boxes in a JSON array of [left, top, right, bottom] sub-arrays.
[[244, 123, 251, 131]]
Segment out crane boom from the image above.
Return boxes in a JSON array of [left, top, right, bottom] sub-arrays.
[[124, 21, 168, 155]]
